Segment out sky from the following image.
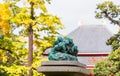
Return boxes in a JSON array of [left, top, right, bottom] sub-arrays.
[[46, 0, 120, 35], [0, 0, 119, 35]]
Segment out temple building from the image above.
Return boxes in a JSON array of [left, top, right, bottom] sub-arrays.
[[67, 25, 112, 63], [67, 25, 112, 75], [43, 25, 113, 76]]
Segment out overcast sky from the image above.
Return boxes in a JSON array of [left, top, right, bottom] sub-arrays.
[[46, 0, 120, 35]]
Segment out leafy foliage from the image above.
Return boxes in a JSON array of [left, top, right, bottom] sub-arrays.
[[95, 1, 120, 51], [0, 0, 64, 76], [0, 34, 29, 76], [95, 1, 120, 75], [95, 1, 120, 25], [106, 31, 120, 51], [94, 49, 120, 76], [0, 3, 11, 34]]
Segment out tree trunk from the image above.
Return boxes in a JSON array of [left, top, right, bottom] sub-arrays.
[[27, 2, 34, 76], [28, 24, 33, 76]]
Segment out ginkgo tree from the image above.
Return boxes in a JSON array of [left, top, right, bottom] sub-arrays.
[[0, 0, 64, 76], [0, 2, 29, 76]]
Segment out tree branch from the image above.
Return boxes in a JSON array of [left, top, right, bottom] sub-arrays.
[[104, 11, 120, 27], [0, 47, 13, 53]]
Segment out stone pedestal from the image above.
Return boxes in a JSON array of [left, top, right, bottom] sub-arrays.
[[37, 61, 90, 76]]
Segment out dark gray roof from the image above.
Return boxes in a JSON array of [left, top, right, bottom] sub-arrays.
[[67, 25, 112, 53]]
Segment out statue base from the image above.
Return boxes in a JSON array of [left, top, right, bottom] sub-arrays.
[[37, 61, 90, 76]]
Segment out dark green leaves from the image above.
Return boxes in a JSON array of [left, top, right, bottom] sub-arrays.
[[106, 31, 120, 51]]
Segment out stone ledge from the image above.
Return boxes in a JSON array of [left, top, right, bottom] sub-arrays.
[[37, 61, 90, 76], [41, 61, 86, 68], [37, 66, 90, 75]]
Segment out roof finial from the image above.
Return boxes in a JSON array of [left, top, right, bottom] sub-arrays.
[[78, 20, 83, 26]]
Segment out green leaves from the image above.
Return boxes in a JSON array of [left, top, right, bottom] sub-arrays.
[[95, 1, 120, 25], [95, 2, 120, 75], [94, 49, 120, 76], [106, 31, 120, 51]]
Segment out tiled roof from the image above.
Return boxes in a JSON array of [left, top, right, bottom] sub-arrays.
[[67, 25, 112, 53]]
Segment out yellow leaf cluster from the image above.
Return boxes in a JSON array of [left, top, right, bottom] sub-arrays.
[[28, 0, 48, 12], [36, 14, 63, 29], [0, 3, 11, 34], [39, 3, 47, 12], [0, 64, 29, 76], [0, 49, 7, 63], [11, 8, 33, 27], [41, 40, 52, 47], [32, 57, 48, 76]]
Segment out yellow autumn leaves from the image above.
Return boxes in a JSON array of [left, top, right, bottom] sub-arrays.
[[11, 7, 34, 27], [0, 3, 11, 34], [28, 0, 48, 12], [0, 49, 7, 63]]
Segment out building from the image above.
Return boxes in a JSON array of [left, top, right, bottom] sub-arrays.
[[43, 25, 113, 75], [67, 25, 113, 75]]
